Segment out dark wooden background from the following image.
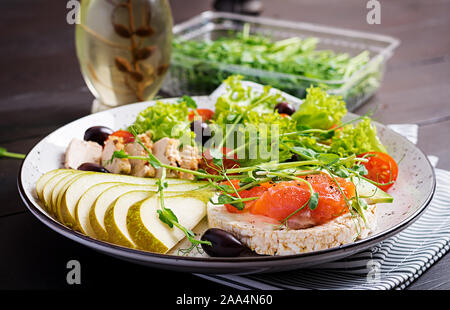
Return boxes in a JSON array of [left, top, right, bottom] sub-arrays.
[[0, 0, 449, 290]]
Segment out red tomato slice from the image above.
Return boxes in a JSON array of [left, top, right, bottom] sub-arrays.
[[358, 151, 398, 191], [200, 147, 240, 175], [110, 130, 135, 144], [188, 109, 215, 122]]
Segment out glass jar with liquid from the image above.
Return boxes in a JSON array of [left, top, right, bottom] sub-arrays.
[[76, 0, 173, 111]]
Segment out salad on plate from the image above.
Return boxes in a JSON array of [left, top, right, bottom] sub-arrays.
[[35, 75, 398, 257]]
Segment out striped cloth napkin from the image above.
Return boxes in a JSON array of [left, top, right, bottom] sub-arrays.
[[196, 124, 449, 290]]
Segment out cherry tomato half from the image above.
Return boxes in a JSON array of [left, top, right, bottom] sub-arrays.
[[188, 109, 215, 122], [358, 151, 398, 191], [110, 130, 135, 144]]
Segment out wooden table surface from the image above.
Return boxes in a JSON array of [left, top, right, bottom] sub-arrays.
[[0, 0, 449, 290]]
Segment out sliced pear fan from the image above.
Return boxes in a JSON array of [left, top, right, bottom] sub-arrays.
[[36, 169, 214, 254], [127, 195, 208, 253]]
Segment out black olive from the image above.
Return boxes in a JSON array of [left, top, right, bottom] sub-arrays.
[[84, 126, 114, 146], [287, 153, 300, 162], [201, 228, 247, 257], [77, 163, 110, 173], [274, 101, 296, 116], [190, 120, 212, 146]]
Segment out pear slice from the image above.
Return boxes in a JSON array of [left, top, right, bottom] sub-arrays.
[[36, 169, 67, 202], [89, 184, 158, 241], [74, 182, 121, 236], [48, 173, 74, 216], [127, 195, 207, 253], [59, 172, 163, 228], [50, 172, 87, 217], [104, 190, 155, 248], [53, 173, 86, 219], [41, 170, 76, 213]]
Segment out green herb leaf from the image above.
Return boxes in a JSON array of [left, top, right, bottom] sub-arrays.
[[217, 194, 245, 210], [351, 164, 368, 176], [231, 201, 245, 210], [156, 179, 168, 191], [157, 209, 177, 228], [317, 153, 340, 166], [239, 177, 256, 185], [217, 194, 234, 205], [308, 192, 319, 210], [330, 166, 350, 178], [291, 146, 318, 160], [112, 149, 128, 159], [216, 184, 233, 193]]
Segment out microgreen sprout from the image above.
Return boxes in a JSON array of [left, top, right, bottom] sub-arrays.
[[0, 147, 25, 160]]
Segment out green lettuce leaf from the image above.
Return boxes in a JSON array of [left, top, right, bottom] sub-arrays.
[[212, 75, 293, 165], [214, 75, 284, 117], [329, 117, 387, 156], [129, 100, 191, 141], [292, 87, 347, 130]]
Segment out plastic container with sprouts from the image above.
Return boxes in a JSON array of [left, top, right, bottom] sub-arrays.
[[161, 11, 399, 111]]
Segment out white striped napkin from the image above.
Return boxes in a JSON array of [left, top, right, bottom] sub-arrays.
[[196, 124, 449, 290]]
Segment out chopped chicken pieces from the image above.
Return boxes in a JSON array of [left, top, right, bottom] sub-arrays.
[[101, 136, 131, 174], [65, 130, 201, 179], [178, 145, 202, 180], [125, 133, 156, 178], [152, 137, 201, 180], [152, 138, 181, 178], [64, 138, 102, 169]]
